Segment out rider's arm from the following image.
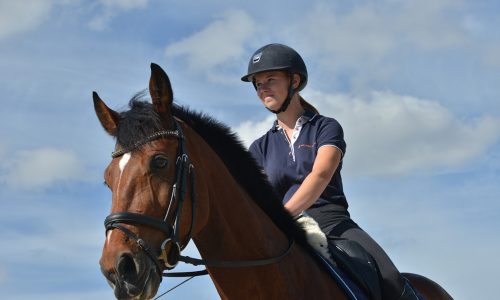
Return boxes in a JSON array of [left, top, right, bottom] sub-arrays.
[[284, 145, 342, 217]]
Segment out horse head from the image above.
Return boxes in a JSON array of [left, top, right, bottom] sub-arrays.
[[94, 64, 198, 299]]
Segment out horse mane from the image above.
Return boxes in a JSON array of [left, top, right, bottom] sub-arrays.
[[114, 93, 312, 251]]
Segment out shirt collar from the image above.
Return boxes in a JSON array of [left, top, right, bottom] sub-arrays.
[[271, 111, 318, 132]]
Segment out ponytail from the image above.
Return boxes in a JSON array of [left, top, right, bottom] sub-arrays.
[[299, 96, 319, 115]]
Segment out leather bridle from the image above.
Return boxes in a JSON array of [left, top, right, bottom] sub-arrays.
[[104, 120, 294, 279]]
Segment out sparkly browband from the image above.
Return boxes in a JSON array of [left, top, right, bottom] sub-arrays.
[[111, 130, 181, 158]]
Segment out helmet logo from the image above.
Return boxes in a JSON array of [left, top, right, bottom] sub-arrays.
[[252, 52, 262, 64]]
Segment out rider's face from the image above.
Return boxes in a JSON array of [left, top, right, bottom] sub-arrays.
[[253, 71, 291, 111]]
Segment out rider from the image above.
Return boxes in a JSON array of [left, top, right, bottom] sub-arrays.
[[241, 43, 420, 300]]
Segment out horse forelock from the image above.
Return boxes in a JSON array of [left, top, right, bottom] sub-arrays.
[[114, 93, 164, 150]]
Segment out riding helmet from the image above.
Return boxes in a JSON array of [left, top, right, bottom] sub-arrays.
[[241, 43, 308, 91]]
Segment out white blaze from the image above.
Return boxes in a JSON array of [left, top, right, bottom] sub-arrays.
[[106, 230, 113, 246], [106, 152, 131, 246], [119, 153, 131, 173]]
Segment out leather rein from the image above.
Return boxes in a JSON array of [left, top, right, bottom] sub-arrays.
[[104, 120, 295, 279]]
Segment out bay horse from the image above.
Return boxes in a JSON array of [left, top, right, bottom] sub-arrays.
[[95, 63, 453, 300]]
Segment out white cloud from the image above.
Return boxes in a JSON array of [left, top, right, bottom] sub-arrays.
[[325, 90, 500, 176], [392, 0, 466, 49], [0, 0, 150, 33], [289, 0, 467, 86], [1, 147, 87, 190], [233, 115, 275, 148], [165, 9, 258, 81], [234, 90, 500, 176], [0, 0, 54, 40], [88, 0, 149, 30]]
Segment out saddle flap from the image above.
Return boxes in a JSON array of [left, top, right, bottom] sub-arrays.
[[328, 237, 382, 300]]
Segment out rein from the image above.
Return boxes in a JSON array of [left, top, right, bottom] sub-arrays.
[[104, 120, 295, 281]]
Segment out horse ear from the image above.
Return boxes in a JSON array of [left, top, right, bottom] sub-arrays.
[[93, 91, 120, 136], [149, 63, 174, 127]]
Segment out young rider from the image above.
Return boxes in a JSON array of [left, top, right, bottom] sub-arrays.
[[242, 43, 420, 300]]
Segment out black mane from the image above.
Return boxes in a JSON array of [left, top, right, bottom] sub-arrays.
[[115, 95, 312, 250]]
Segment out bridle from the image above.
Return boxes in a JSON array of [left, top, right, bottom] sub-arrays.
[[104, 119, 295, 280]]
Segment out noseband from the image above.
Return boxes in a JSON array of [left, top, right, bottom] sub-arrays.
[[104, 120, 294, 279]]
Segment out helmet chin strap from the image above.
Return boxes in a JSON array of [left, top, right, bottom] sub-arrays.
[[266, 76, 296, 114]]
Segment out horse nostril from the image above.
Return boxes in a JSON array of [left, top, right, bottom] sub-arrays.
[[116, 253, 138, 282]]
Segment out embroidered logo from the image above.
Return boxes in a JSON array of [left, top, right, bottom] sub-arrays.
[[252, 52, 262, 64], [298, 143, 315, 149]]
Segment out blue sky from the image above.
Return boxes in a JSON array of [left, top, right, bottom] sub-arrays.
[[0, 0, 499, 299]]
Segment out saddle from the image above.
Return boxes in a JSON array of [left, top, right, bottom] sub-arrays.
[[297, 216, 382, 300], [328, 236, 382, 300]]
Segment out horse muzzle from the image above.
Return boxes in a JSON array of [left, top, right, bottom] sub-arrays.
[[101, 251, 161, 300]]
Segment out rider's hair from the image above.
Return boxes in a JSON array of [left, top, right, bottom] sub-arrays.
[[300, 96, 319, 115]]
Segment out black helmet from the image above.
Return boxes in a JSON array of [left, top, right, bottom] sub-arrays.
[[241, 43, 308, 91]]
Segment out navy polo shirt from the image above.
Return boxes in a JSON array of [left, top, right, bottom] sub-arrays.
[[249, 111, 348, 209]]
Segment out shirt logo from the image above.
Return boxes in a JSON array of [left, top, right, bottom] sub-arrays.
[[298, 143, 315, 149], [252, 52, 262, 63]]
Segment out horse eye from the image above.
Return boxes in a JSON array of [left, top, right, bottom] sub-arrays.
[[151, 155, 168, 170]]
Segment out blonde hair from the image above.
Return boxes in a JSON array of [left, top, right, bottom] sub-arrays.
[[299, 96, 319, 115]]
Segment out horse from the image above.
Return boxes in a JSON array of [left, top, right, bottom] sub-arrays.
[[95, 63, 453, 300]]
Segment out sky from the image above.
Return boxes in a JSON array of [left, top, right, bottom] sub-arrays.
[[0, 0, 499, 299]]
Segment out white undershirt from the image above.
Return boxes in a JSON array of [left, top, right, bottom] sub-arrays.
[[278, 116, 306, 162]]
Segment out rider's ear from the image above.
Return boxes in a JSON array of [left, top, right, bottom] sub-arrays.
[[292, 73, 301, 90], [93, 91, 120, 136], [149, 63, 175, 129]]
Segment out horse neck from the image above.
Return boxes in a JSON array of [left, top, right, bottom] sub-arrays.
[[183, 126, 342, 299], [184, 127, 289, 259]]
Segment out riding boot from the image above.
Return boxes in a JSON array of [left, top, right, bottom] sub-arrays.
[[398, 280, 421, 300]]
